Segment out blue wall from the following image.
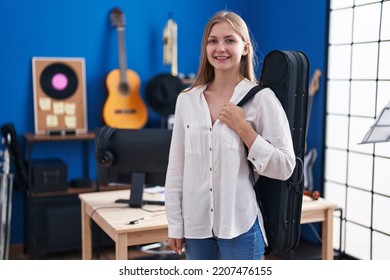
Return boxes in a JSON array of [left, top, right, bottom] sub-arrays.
[[0, 0, 327, 245]]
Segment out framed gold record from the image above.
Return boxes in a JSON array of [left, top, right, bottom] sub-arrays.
[[32, 57, 88, 135]]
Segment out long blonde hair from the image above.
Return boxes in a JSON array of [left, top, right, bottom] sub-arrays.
[[186, 10, 258, 91]]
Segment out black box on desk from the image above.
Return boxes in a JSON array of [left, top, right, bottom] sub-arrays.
[[31, 159, 68, 193]]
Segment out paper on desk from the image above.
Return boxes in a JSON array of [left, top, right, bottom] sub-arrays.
[[144, 186, 165, 194]]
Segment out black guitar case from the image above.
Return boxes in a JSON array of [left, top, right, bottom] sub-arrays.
[[238, 50, 309, 255]]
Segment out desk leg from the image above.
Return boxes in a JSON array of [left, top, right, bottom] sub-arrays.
[[115, 234, 128, 260], [322, 208, 334, 260], [81, 202, 92, 260]]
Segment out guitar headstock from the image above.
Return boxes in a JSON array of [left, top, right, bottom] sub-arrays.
[[110, 7, 126, 28], [309, 69, 322, 97]]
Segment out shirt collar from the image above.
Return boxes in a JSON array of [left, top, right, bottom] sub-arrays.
[[230, 78, 255, 104]]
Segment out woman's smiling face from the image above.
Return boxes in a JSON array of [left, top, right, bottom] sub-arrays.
[[206, 21, 248, 74]]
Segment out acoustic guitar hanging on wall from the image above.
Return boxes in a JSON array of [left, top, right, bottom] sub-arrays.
[[103, 7, 148, 129]]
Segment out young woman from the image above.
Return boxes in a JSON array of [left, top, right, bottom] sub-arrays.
[[165, 10, 295, 260]]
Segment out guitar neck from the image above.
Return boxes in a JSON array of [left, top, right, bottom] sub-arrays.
[[305, 70, 322, 143], [305, 94, 314, 141], [117, 27, 128, 84]]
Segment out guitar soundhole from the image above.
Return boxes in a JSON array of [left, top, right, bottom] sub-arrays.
[[119, 82, 130, 94]]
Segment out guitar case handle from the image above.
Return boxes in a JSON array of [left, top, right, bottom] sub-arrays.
[[289, 156, 304, 191]]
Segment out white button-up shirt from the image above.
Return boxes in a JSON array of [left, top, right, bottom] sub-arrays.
[[165, 79, 295, 243]]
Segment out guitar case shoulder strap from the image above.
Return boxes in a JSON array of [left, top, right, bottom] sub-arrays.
[[237, 84, 267, 183], [237, 85, 267, 107]]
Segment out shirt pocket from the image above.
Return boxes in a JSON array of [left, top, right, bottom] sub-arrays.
[[221, 125, 242, 151], [184, 123, 202, 155]]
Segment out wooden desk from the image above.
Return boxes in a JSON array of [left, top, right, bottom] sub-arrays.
[[79, 190, 166, 260], [79, 190, 337, 260], [300, 196, 338, 260]]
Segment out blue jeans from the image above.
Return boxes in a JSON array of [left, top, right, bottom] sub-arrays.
[[184, 220, 265, 260]]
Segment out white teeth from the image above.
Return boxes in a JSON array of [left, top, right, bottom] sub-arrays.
[[215, 56, 228, 60]]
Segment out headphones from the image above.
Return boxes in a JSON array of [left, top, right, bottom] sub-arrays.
[[95, 126, 116, 166]]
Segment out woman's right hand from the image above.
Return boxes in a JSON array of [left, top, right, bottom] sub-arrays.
[[168, 237, 185, 255]]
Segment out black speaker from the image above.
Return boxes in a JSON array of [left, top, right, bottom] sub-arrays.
[[31, 159, 68, 193], [95, 126, 116, 166]]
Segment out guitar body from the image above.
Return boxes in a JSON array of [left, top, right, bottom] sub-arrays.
[[103, 69, 148, 129]]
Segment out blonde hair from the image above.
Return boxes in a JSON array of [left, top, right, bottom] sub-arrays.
[[186, 10, 258, 91]]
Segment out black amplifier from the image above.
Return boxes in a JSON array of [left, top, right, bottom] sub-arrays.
[[31, 159, 68, 193]]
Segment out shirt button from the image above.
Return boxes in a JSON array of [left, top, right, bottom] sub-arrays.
[[209, 127, 212, 131], [210, 188, 213, 192], [187, 124, 189, 128], [252, 158, 256, 161], [209, 147, 212, 151], [211, 209, 214, 212], [210, 167, 212, 171]]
